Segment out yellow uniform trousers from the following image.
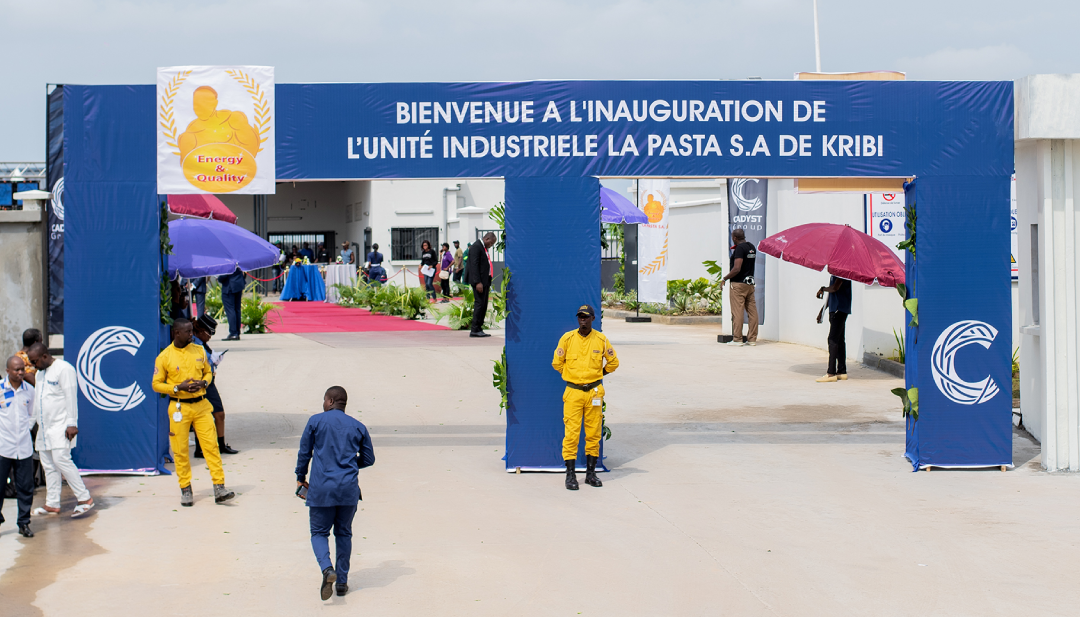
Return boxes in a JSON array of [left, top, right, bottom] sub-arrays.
[[169, 398, 224, 488], [562, 384, 605, 460]]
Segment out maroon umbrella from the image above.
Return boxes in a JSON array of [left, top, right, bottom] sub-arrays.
[[167, 194, 238, 224], [757, 223, 905, 287]]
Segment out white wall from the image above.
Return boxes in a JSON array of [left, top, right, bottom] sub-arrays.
[[666, 179, 727, 282]]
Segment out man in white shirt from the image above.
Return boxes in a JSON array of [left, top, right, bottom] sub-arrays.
[[1, 355, 36, 537], [26, 343, 95, 518]]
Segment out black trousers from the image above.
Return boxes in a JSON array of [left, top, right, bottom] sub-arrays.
[[439, 277, 451, 297], [471, 284, 490, 333], [0, 456, 34, 527], [223, 291, 243, 337], [828, 311, 848, 375]]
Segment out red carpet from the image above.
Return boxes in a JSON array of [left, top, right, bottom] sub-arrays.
[[266, 301, 450, 333]]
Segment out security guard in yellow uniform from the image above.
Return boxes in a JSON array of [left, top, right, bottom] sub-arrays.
[[552, 305, 619, 490], [152, 318, 235, 507]]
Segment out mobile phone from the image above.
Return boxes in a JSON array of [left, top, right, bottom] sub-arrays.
[[295, 485, 308, 499]]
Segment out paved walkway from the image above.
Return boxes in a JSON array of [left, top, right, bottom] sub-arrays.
[[0, 320, 1067, 616]]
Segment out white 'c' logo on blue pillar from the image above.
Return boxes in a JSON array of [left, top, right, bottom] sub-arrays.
[[931, 320, 1000, 405], [76, 326, 146, 412], [730, 178, 763, 212]]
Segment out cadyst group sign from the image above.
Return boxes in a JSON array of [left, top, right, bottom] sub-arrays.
[[157, 65, 275, 194]]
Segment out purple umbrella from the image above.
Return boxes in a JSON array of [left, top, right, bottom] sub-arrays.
[[167, 218, 281, 278], [601, 186, 649, 224]]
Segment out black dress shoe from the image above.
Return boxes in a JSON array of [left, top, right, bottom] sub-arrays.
[[223, 335, 240, 341], [18, 524, 34, 538], [320, 567, 337, 601], [336, 583, 348, 596], [469, 331, 491, 338], [218, 439, 239, 455]]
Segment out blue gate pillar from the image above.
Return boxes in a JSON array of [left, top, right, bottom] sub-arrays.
[[905, 176, 1014, 469], [504, 176, 601, 470]]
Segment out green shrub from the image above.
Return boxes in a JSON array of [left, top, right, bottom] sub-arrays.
[[241, 292, 279, 334], [205, 284, 225, 321]]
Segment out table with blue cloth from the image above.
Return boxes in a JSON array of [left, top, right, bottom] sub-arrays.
[[281, 265, 327, 301]]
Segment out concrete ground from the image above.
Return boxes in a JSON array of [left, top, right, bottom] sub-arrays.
[[0, 318, 1070, 616]]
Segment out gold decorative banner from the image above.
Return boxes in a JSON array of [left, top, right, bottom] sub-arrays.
[[157, 66, 275, 195]]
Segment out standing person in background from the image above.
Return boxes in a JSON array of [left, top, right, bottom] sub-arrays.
[[1, 356, 37, 537], [218, 267, 244, 341], [419, 240, 438, 301], [365, 243, 386, 285], [438, 242, 453, 302], [316, 242, 330, 264], [16, 328, 42, 387], [720, 228, 758, 347], [26, 343, 95, 518], [273, 243, 286, 293], [451, 240, 464, 284], [816, 276, 853, 383], [190, 277, 207, 318], [340, 241, 354, 269], [152, 319, 235, 507], [191, 315, 239, 457], [296, 386, 375, 600], [466, 232, 496, 338], [299, 242, 314, 262]]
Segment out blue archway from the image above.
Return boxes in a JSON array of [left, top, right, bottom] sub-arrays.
[[61, 80, 1013, 472]]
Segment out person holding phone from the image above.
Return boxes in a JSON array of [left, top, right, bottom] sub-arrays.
[[191, 315, 239, 457], [295, 386, 375, 600], [151, 318, 235, 508]]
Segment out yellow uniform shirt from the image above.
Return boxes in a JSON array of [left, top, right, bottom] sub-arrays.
[[152, 343, 213, 398], [552, 329, 619, 385]]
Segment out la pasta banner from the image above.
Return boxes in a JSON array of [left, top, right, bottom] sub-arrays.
[[157, 65, 275, 194], [637, 179, 670, 303]]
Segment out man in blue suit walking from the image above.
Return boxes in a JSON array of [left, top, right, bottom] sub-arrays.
[[296, 386, 375, 600], [217, 267, 244, 341]]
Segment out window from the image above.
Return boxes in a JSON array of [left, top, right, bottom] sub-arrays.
[[391, 227, 439, 261], [269, 231, 336, 260]]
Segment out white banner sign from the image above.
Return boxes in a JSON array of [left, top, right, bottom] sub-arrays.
[[637, 179, 670, 303], [865, 192, 906, 264], [157, 65, 275, 195]]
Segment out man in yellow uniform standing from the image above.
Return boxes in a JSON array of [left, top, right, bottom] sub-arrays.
[[552, 305, 619, 491], [152, 318, 235, 507]]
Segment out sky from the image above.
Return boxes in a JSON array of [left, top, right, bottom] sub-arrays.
[[1, 0, 1077, 161]]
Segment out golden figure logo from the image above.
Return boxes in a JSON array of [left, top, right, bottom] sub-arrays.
[[160, 69, 271, 193], [642, 192, 665, 223]]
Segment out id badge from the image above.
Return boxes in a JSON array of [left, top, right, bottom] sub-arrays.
[[592, 398, 602, 407], [172, 411, 183, 422]]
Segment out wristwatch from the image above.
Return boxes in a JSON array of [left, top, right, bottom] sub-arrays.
[[173, 385, 179, 394]]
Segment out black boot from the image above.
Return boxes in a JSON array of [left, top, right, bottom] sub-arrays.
[[585, 455, 603, 487], [218, 437, 239, 455], [193, 440, 204, 459], [564, 459, 579, 490]]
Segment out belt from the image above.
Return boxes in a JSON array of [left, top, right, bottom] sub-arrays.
[[169, 395, 205, 404], [565, 380, 603, 392]]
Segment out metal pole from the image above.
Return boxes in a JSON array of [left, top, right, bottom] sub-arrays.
[[813, 0, 822, 73]]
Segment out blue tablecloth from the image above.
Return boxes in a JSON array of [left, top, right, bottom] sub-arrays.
[[281, 265, 326, 301]]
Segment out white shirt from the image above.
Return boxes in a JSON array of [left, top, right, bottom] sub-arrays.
[[35, 358, 79, 451], [0, 377, 35, 459]]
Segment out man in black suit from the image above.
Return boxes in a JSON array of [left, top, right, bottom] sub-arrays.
[[466, 232, 497, 338], [217, 267, 245, 341]]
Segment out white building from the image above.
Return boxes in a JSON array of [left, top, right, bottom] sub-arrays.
[[222, 179, 504, 282]]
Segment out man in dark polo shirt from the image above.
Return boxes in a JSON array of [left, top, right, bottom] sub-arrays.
[[721, 228, 758, 347]]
